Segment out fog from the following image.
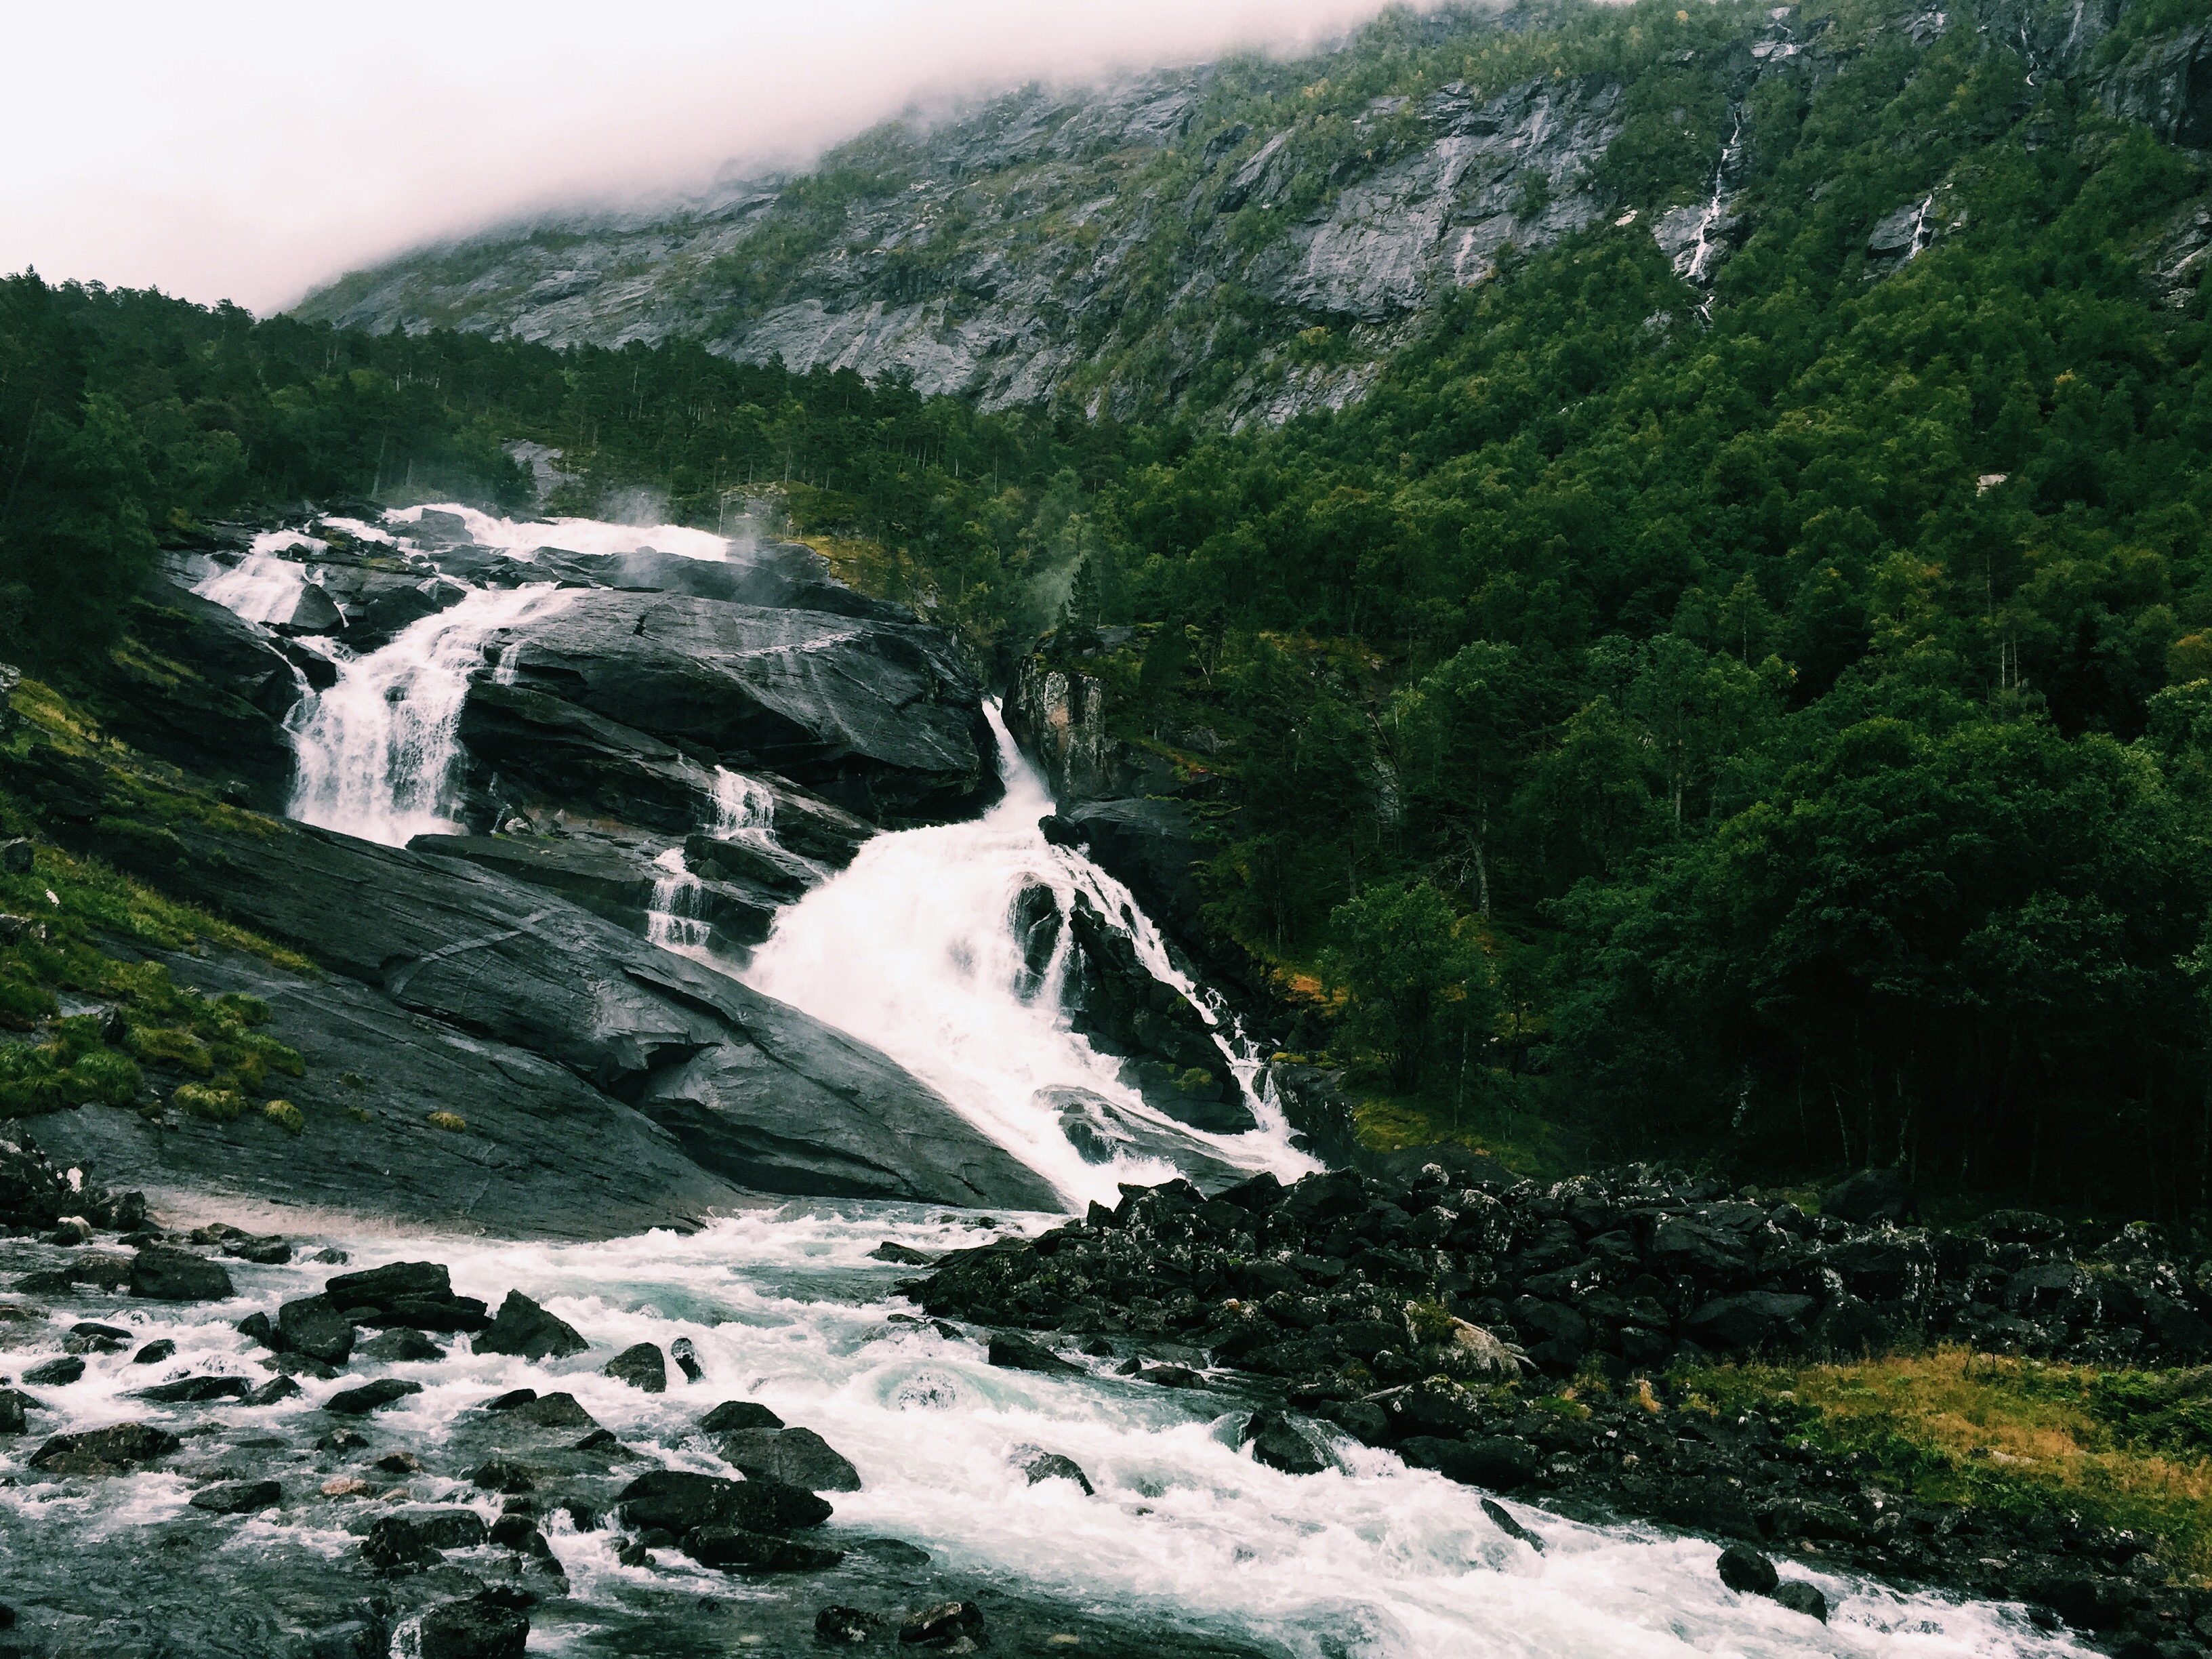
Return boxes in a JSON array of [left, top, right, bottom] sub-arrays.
[[6, 0, 1412, 316]]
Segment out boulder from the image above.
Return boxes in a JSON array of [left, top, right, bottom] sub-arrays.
[[28, 1422, 180, 1475], [987, 1333, 1082, 1374], [189, 1479, 281, 1515], [327, 1378, 424, 1414], [22, 1357, 83, 1386], [279, 1294, 356, 1365], [616, 1469, 833, 1534], [901, 1602, 986, 1647], [1063, 798, 1206, 950], [359, 1328, 444, 1362], [817, 1606, 886, 1643], [1822, 1168, 1911, 1225], [602, 1342, 667, 1392], [1771, 1582, 1828, 1622], [1480, 1497, 1544, 1552], [1241, 1410, 1326, 1475], [718, 1426, 862, 1492], [682, 1526, 844, 1572], [416, 1596, 529, 1659], [1717, 1542, 1780, 1595], [1040, 1085, 1246, 1185], [1684, 1292, 1815, 1354], [136, 1375, 250, 1403], [492, 590, 998, 823], [129, 1246, 235, 1302], [700, 1399, 784, 1433], [0, 1387, 39, 1434], [1017, 1449, 1094, 1494], [475, 1291, 588, 1361]]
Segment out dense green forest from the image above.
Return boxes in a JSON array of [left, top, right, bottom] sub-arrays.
[[9, 0, 2212, 1217]]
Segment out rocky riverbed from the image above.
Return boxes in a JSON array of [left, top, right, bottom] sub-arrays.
[[914, 1160, 2212, 1655]]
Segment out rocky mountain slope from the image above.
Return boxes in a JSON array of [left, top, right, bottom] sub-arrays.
[[297, 0, 2212, 426]]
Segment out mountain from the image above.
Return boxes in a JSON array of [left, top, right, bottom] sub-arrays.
[[296, 0, 2212, 428]]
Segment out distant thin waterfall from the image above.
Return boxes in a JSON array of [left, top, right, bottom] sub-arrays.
[[285, 584, 575, 845], [711, 766, 775, 835], [645, 847, 713, 952]]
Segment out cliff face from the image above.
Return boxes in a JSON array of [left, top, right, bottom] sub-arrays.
[[297, 0, 2198, 427]]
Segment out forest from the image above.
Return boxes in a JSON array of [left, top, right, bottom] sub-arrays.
[[6, 0, 2212, 1218]]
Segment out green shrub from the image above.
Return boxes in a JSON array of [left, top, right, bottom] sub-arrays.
[[426, 1110, 466, 1132], [70, 1048, 142, 1106], [343, 1104, 371, 1123], [173, 1082, 245, 1122], [128, 1025, 211, 1073], [262, 1098, 304, 1135]]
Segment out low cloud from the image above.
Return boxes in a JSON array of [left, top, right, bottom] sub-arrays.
[[6, 0, 1410, 315]]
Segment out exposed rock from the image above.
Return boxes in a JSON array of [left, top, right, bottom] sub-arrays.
[[415, 1595, 529, 1659], [189, 1479, 281, 1515], [1822, 1168, 1912, 1225], [682, 1526, 844, 1572], [1771, 1581, 1828, 1622], [28, 1421, 180, 1475], [22, 1356, 83, 1386], [362, 1515, 442, 1572], [1241, 1410, 1326, 1475], [474, 1291, 588, 1361], [492, 591, 998, 824], [1480, 1498, 1544, 1552], [817, 1606, 887, 1643], [1018, 1449, 1094, 1494], [602, 1342, 668, 1392], [699, 1399, 785, 1433], [986, 1333, 1083, 1374], [1039, 1084, 1245, 1185], [718, 1426, 862, 1492], [1717, 1542, 1780, 1596], [130, 1338, 176, 1365], [129, 1246, 235, 1302], [136, 1375, 250, 1403], [0, 1388, 39, 1434], [671, 1336, 704, 1382], [616, 1469, 834, 1533], [327, 1378, 424, 1414], [471, 1458, 537, 1494], [870, 1240, 935, 1265], [279, 1294, 357, 1364], [359, 1327, 444, 1362], [901, 1601, 986, 1649], [244, 1375, 302, 1406]]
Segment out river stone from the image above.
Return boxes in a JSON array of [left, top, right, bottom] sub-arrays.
[[602, 1341, 667, 1392], [816, 1606, 886, 1643], [0, 1387, 37, 1433], [671, 1336, 703, 1383], [1771, 1581, 1828, 1622], [986, 1333, 1082, 1375], [475, 1290, 588, 1361], [1241, 1410, 1325, 1475], [279, 1294, 356, 1364], [244, 1375, 302, 1406], [1481, 1497, 1546, 1551], [472, 1458, 536, 1494], [22, 1356, 83, 1386], [29, 1422, 180, 1475], [699, 1399, 783, 1433], [508, 1392, 598, 1431], [407, 1508, 491, 1550], [190, 1479, 281, 1515], [1717, 1542, 1780, 1595], [718, 1426, 861, 1492], [359, 1327, 444, 1362], [413, 1601, 524, 1659], [136, 1374, 250, 1404], [131, 1338, 176, 1365], [362, 1515, 442, 1572], [331, 1266, 451, 1312], [901, 1603, 986, 1647], [616, 1469, 833, 1533], [1017, 1450, 1093, 1494], [129, 1246, 234, 1302], [328, 1378, 424, 1414], [682, 1525, 844, 1572]]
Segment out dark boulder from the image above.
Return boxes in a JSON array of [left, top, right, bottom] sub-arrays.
[[1684, 1292, 1815, 1354], [719, 1426, 862, 1492], [0, 1387, 39, 1434], [1481, 1497, 1545, 1552], [131, 1338, 177, 1365], [23, 1357, 84, 1386], [682, 1526, 844, 1572], [1771, 1582, 1828, 1622], [471, 1458, 537, 1494], [1717, 1542, 1780, 1595], [408, 1508, 491, 1550], [416, 1595, 529, 1659], [363, 1515, 442, 1572], [700, 1399, 784, 1433], [189, 1479, 280, 1515], [135, 1375, 250, 1403], [279, 1294, 356, 1364], [901, 1601, 986, 1647], [617, 1469, 833, 1533], [987, 1333, 1082, 1374], [244, 1376, 302, 1406], [1242, 1410, 1326, 1475], [29, 1422, 179, 1475], [359, 1327, 444, 1362], [327, 1378, 424, 1414], [1018, 1450, 1094, 1494], [1039, 1085, 1244, 1185], [475, 1291, 588, 1361], [1063, 798, 1206, 952], [1822, 1168, 1912, 1225], [602, 1342, 667, 1392], [817, 1606, 887, 1643], [129, 1246, 234, 1302], [1400, 1435, 1538, 1491]]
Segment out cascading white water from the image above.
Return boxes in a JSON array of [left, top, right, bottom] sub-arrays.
[[1682, 111, 1746, 290], [741, 709, 1316, 1209], [1, 1213, 2091, 1659], [645, 846, 714, 952], [285, 583, 576, 844], [712, 764, 775, 833], [392, 502, 735, 562]]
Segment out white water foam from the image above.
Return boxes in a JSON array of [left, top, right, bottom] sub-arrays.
[[390, 503, 735, 562], [0, 1215, 2095, 1659], [285, 583, 576, 845], [741, 709, 1316, 1210]]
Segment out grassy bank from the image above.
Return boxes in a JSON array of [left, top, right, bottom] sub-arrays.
[[1687, 1347, 2212, 1580]]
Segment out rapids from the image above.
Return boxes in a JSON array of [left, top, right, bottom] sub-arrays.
[[0, 1214, 2092, 1659]]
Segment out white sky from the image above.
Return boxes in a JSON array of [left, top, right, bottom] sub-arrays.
[[4, 0, 1405, 316]]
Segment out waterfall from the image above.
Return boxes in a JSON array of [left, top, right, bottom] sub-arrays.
[[741, 708, 1314, 1207], [712, 764, 775, 834], [284, 583, 576, 845], [1681, 110, 1746, 314], [644, 846, 714, 952]]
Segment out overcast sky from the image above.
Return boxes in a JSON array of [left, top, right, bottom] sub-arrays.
[[5, 0, 1406, 316]]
